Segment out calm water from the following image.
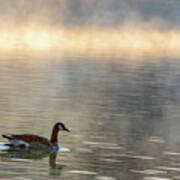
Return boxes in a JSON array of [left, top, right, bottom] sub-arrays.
[[0, 54, 180, 180]]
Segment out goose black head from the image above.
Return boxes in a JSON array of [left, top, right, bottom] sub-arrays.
[[57, 122, 70, 132]]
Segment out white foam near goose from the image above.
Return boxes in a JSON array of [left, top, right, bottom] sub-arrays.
[[58, 146, 71, 152]]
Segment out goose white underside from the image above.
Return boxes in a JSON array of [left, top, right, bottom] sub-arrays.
[[0, 142, 10, 150], [9, 139, 29, 148], [0, 142, 71, 152]]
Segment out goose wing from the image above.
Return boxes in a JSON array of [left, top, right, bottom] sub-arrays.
[[2, 134, 51, 147]]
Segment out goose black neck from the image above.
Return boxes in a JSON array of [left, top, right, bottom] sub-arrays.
[[50, 125, 59, 144]]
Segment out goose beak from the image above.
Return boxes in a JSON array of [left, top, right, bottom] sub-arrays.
[[64, 128, 70, 132]]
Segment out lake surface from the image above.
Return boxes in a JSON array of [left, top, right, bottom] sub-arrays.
[[0, 54, 180, 180]]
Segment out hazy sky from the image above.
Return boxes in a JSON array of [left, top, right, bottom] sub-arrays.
[[0, 0, 179, 28]]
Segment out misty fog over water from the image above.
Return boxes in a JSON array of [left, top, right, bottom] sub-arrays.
[[1, 0, 180, 28]]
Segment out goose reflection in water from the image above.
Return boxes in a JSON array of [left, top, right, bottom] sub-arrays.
[[0, 148, 66, 177]]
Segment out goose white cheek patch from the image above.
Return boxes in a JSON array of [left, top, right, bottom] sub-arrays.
[[58, 124, 63, 130]]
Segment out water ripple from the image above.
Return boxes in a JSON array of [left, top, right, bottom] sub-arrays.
[[122, 154, 156, 160], [163, 151, 180, 156], [143, 177, 172, 180], [67, 170, 97, 175], [83, 141, 123, 150], [100, 158, 122, 163], [148, 136, 165, 144], [156, 166, 180, 172], [83, 141, 118, 146], [96, 176, 116, 180], [130, 169, 166, 175]]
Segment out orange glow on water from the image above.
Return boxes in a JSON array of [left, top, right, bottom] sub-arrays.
[[0, 23, 180, 59]]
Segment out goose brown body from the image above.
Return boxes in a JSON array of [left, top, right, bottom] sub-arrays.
[[2, 122, 70, 150], [3, 134, 51, 147]]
